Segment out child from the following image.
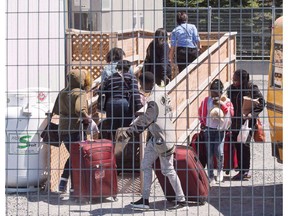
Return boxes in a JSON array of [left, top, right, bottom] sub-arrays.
[[118, 71, 188, 210], [198, 79, 234, 185]]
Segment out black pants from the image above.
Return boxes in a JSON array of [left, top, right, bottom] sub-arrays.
[[232, 130, 252, 174], [61, 132, 85, 187], [176, 47, 198, 73]]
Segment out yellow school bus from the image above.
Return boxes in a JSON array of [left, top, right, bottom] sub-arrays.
[[267, 16, 283, 163]]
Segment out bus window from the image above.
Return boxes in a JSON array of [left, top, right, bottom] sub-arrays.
[[271, 43, 283, 88], [267, 15, 283, 164]]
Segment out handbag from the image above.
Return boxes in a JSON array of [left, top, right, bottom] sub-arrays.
[[254, 118, 266, 142], [114, 127, 131, 158], [237, 120, 251, 143], [40, 113, 61, 147]]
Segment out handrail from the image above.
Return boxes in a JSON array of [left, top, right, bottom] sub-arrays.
[[165, 32, 237, 145]]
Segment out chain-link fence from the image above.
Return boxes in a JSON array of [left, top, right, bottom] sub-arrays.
[[164, 7, 283, 58], [5, 1, 283, 215]]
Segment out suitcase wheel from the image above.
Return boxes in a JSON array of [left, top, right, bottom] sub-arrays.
[[198, 198, 207, 205], [73, 197, 90, 205]]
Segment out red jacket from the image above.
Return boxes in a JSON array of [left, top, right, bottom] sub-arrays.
[[198, 96, 234, 127]]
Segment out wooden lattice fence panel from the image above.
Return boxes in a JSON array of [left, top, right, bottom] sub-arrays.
[[71, 34, 110, 62], [71, 65, 104, 81], [66, 30, 118, 81]]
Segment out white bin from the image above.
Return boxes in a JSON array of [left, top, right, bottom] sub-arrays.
[[6, 88, 50, 192]]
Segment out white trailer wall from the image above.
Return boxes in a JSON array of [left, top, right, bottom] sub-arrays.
[[96, 0, 163, 32], [6, 0, 65, 104]]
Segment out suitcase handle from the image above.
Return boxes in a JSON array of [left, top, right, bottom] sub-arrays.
[[81, 122, 94, 142], [81, 123, 93, 142]]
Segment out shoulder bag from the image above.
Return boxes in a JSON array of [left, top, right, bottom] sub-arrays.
[[41, 111, 61, 147]]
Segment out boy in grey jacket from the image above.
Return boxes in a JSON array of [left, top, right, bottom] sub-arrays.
[[118, 72, 188, 210]]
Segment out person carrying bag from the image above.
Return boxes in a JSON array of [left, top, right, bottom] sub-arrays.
[[118, 72, 187, 210], [227, 69, 265, 181]]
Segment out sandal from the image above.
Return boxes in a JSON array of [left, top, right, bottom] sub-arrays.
[[242, 173, 251, 180]]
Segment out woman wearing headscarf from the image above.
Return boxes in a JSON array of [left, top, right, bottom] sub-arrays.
[[142, 28, 172, 86], [58, 69, 92, 193], [227, 69, 265, 180]]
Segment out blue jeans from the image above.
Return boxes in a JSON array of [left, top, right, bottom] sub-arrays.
[[204, 128, 225, 178], [105, 98, 132, 141]]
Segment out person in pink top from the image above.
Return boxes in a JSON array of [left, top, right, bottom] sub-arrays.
[[198, 79, 234, 185]]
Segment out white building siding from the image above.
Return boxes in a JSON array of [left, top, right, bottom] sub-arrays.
[[7, 0, 65, 103]]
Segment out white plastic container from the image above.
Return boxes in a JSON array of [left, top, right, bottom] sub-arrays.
[[6, 88, 50, 192]]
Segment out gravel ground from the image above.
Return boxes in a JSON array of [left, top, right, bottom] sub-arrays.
[[5, 76, 283, 216]]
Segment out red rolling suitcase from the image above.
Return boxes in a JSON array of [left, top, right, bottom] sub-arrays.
[[155, 145, 209, 205], [190, 131, 207, 168], [70, 139, 118, 201], [190, 131, 238, 172]]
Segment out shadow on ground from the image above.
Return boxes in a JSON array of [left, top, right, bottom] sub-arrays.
[[16, 180, 282, 215], [208, 183, 283, 216]]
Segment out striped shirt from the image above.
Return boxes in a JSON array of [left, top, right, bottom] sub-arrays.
[[101, 62, 134, 83], [102, 71, 143, 112]]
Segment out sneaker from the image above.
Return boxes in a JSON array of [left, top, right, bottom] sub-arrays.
[[69, 188, 74, 196], [58, 178, 68, 193], [216, 170, 224, 183], [209, 176, 216, 187], [130, 198, 150, 210], [169, 201, 189, 210]]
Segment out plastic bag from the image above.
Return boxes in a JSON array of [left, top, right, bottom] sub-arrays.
[[237, 120, 251, 143]]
